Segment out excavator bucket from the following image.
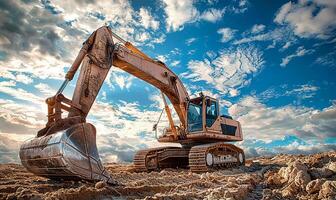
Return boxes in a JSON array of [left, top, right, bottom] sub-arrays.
[[19, 123, 115, 184]]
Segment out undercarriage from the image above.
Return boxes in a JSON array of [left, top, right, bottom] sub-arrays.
[[133, 142, 245, 172]]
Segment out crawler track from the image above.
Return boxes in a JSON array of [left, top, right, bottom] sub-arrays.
[[189, 143, 245, 172], [133, 147, 190, 172], [134, 143, 244, 172]]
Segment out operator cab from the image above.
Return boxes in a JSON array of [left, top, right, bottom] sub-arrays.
[[187, 94, 219, 133], [159, 94, 242, 143]]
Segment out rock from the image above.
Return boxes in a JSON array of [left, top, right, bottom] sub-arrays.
[[15, 187, 24, 193], [272, 160, 313, 198], [278, 161, 308, 184], [325, 162, 336, 173], [306, 179, 326, 194], [294, 170, 311, 189], [94, 181, 106, 189], [318, 181, 336, 199], [281, 181, 300, 198], [277, 161, 311, 187], [264, 170, 283, 186], [223, 186, 250, 200], [309, 167, 334, 179]]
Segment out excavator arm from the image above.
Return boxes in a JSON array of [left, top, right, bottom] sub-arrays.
[[67, 26, 188, 132]]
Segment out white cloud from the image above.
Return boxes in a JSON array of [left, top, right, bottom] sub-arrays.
[[274, 1, 292, 24], [217, 28, 237, 42], [0, 46, 71, 80], [200, 8, 225, 22], [0, 71, 34, 85], [0, 134, 21, 163], [152, 34, 166, 44], [280, 46, 314, 67], [162, 0, 227, 32], [156, 55, 168, 63], [188, 50, 196, 55], [185, 37, 197, 45], [251, 24, 265, 34], [315, 51, 336, 67], [35, 83, 56, 96], [135, 32, 150, 42], [0, 71, 15, 80], [274, 0, 336, 39], [0, 98, 45, 130], [0, 81, 44, 104], [184, 45, 264, 95], [281, 41, 292, 49], [139, 7, 160, 30], [163, 0, 199, 32], [229, 88, 239, 97], [233, 26, 296, 47], [15, 74, 33, 84], [229, 96, 336, 142], [113, 74, 134, 90], [7, 0, 163, 63], [206, 50, 217, 59], [287, 84, 319, 99], [170, 48, 181, 55], [171, 60, 180, 67], [260, 84, 319, 102], [231, 0, 249, 14]]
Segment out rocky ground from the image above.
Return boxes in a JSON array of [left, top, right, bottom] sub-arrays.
[[0, 151, 335, 200]]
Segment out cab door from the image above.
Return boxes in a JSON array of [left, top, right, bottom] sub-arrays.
[[205, 99, 219, 128]]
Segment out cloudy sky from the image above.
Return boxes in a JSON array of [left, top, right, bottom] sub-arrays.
[[0, 0, 335, 163]]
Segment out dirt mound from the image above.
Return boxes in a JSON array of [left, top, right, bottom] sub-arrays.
[[263, 151, 336, 200], [0, 152, 335, 200]]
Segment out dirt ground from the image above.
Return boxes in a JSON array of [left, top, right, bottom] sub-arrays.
[[0, 151, 335, 200]]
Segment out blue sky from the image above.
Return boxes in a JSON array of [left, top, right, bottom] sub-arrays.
[[0, 0, 335, 163]]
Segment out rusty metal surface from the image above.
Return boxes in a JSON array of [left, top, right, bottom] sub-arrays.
[[19, 123, 114, 184]]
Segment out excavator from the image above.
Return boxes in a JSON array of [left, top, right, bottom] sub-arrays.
[[19, 26, 245, 184]]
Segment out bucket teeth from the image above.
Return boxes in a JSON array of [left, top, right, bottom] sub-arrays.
[[19, 123, 115, 184]]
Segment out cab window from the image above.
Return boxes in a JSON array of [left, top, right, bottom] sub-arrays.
[[206, 100, 218, 127], [187, 102, 203, 132]]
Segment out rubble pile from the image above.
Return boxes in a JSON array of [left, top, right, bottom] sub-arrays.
[[263, 152, 336, 200]]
